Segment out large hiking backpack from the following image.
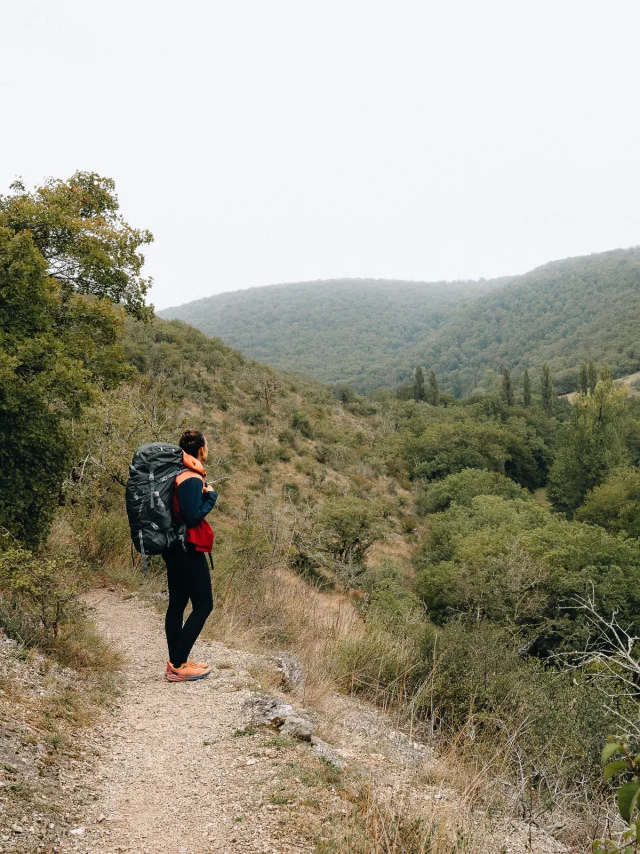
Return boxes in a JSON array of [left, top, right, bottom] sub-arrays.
[[125, 442, 186, 569]]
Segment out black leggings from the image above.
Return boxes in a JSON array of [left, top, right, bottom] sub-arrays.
[[162, 547, 213, 668]]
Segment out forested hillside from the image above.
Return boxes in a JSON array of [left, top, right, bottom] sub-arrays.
[[159, 278, 496, 390], [426, 247, 640, 395], [161, 247, 640, 395]]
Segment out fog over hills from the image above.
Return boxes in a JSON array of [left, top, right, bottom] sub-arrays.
[[160, 247, 640, 395]]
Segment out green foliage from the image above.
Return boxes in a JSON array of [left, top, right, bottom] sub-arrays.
[[0, 173, 153, 319], [501, 367, 514, 406], [577, 468, 640, 537], [333, 382, 356, 404], [291, 409, 313, 438], [415, 495, 640, 654], [360, 559, 420, 626], [541, 362, 553, 415], [412, 365, 425, 402], [0, 228, 113, 543], [523, 368, 532, 407], [319, 496, 385, 572], [399, 406, 550, 489], [593, 741, 640, 852], [548, 378, 628, 515], [416, 468, 530, 514], [579, 362, 589, 395], [426, 369, 439, 406], [588, 359, 599, 394], [0, 536, 84, 647], [0, 173, 152, 545]]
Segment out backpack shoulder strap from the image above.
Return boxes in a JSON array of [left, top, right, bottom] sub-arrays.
[[175, 469, 203, 488]]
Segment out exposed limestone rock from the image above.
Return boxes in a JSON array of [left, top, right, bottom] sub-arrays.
[[244, 693, 315, 741], [272, 652, 305, 692]]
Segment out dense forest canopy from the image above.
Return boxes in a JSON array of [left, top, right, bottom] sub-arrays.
[[159, 277, 497, 390], [161, 247, 640, 395]]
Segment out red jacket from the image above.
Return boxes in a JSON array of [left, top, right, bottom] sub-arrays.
[[172, 453, 216, 553]]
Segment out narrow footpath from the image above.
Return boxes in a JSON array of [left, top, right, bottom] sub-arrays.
[[60, 590, 313, 854]]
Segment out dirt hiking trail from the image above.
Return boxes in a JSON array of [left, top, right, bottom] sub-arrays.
[[53, 590, 567, 854], [62, 590, 317, 854]]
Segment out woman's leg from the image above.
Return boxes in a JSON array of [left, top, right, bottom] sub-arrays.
[[163, 549, 191, 666], [173, 551, 213, 667]]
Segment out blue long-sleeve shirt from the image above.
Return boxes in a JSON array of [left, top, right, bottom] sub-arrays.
[[175, 477, 217, 528]]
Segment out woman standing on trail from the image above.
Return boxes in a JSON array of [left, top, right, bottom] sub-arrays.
[[163, 430, 217, 682]]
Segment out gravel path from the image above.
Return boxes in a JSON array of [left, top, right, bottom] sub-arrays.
[[60, 590, 312, 854]]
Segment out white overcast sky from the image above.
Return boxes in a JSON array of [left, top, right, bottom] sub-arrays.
[[2, 1, 639, 309]]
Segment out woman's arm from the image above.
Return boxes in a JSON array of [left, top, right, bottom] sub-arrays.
[[176, 477, 217, 527]]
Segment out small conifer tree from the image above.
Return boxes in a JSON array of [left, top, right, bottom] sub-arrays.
[[522, 368, 532, 407], [413, 365, 425, 402], [501, 368, 514, 406], [588, 360, 598, 394], [426, 370, 439, 406], [541, 363, 553, 416], [579, 362, 589, 395]]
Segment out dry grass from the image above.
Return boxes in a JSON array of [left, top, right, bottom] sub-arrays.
[[205, 562, 362, 707], [317, 779, 475, 854]]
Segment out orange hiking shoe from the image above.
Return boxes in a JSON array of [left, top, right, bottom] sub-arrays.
[[187, 659, 211, 674], [165, 661, 210, 682]]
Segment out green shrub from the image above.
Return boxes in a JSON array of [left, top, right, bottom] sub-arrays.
[[0, 538, 84, 648], [319, 496, 385, 572], [291, 409, 313, 438], [278, 428, 297, 447], [254, 443, 277, 466], [360, 559, 420, 627], [416, 468, 530, 515], [241, 408, 267, 426]]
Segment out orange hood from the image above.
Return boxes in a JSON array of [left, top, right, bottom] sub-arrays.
[[182, 452, 206, 478]]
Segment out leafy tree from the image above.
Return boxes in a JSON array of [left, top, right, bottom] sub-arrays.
[[0, 228, 97, 542], [426, 369, 439, 406], [588, 360, 598, 395], [415, 494, 640, 654], [522, 368, 532, 407], [579, 362, 589, 395], [319, 496, 383, 573], [541, 363, 553, 416], [412, 365, 425, 402], [0, 173, 153, 319], [576, 468, 640, 537], [416, 468, 530, 514], [501, 368, 514, 406], [333, 382, 356, 404], [0, 173, 151, 544], [547, 378, 628, 515]]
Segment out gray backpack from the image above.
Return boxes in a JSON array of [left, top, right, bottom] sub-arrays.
[[125, 442, 186, 569]]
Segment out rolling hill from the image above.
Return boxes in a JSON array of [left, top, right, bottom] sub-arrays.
[[160, 247, 640, 395], [159, 278, 497, 391]]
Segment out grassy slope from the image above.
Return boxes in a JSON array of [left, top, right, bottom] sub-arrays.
[[160, 247, 640, 395]]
